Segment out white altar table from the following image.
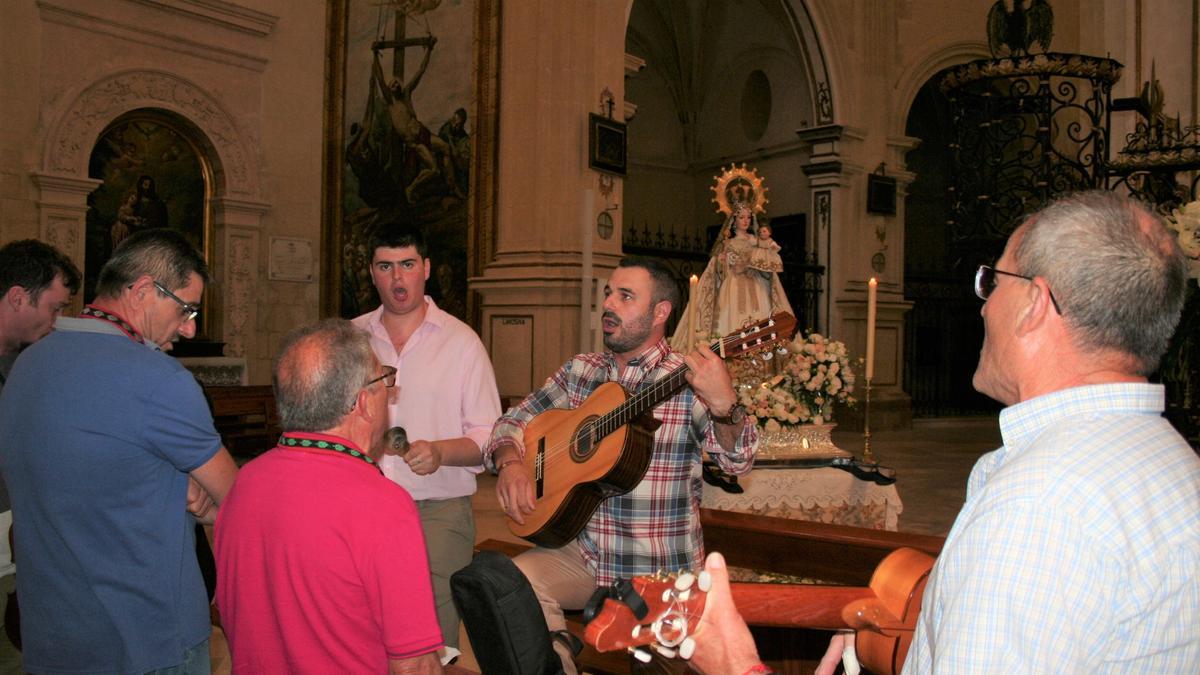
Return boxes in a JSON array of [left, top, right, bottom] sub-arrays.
[[702, 465, 903, 531]]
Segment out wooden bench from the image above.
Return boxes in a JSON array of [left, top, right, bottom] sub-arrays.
[[204, 385, 280, 459], [475, 514, 946, 674]]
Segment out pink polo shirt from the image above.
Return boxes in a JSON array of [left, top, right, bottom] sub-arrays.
[[353, 298, 502, 501]]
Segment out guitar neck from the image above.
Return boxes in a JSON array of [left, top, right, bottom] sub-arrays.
[[731, 583, 875, 631], [596, 338, 731, 436]]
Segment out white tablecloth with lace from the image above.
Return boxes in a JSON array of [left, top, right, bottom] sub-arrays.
[[701, 466, 903, 530]]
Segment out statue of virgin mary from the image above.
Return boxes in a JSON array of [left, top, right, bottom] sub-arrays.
[[671, 200, 792, 349]]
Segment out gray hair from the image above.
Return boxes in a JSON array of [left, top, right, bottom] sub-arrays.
[[1015, 190, 1187, 374], [273, 319, 377, 432], [95, 229, 211, 297]]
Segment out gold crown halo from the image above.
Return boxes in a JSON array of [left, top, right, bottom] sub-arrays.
[[710, 163, 769, 217]]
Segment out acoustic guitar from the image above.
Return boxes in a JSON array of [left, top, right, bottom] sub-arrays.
[[583, 546, 935, 675], [508, 312, 797, 548]]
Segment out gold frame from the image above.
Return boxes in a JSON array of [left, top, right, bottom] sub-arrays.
[[320, 0, 501, 323]]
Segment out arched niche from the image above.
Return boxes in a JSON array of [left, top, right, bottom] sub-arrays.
[[35, 69, 269, 359]]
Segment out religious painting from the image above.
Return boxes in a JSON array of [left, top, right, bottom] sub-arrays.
[[324, 0, 490, 322], [85, 116, 207, 303]]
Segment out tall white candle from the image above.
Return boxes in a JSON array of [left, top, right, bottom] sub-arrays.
[[866, 277, 877, 380], [687, 274, 699, 350]]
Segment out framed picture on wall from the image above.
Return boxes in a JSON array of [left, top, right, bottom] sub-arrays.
[[588, 113, 627, 176], [322, 0, 500, 323]]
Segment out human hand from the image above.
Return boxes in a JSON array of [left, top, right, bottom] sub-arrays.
[[494, 450, 535, 525], [814, 632, 858, 675], [405, 440, 442, 475], [683, 347, 737, 416], [186, 477, 215, 522], [689, 552, 762, 675]]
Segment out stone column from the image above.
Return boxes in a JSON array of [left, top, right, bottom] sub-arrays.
[[799, 126, 914, 431], [31, 173, 100, 313], [472, 1, 628, 401]]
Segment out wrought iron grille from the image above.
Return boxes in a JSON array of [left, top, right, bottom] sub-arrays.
[[940, 53, 1123, 260]]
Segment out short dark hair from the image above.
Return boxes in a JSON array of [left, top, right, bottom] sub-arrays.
[[618, 256, 680, 312], [95, 229, 211, 297], [368, 222, 428, 260], [274, 319, 376, 432], [0, 240, 81, 303]]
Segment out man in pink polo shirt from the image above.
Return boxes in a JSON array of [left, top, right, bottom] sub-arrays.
[[352, 223, 502, 663], [215, 319, 442, 673]]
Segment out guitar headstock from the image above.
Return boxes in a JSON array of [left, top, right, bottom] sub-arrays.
[[710, 312, 797, 360], [583, 570, 712, 663]]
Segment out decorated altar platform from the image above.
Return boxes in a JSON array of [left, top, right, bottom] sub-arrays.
[[702, 423, 904, 531]]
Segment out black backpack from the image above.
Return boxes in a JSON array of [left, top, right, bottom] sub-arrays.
[[450, 551, 565, 674]]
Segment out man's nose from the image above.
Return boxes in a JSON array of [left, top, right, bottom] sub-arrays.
[[179, 318, 197, 339]]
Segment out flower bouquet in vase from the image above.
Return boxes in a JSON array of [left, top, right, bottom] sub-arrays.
[[729, 332, 858, 460]]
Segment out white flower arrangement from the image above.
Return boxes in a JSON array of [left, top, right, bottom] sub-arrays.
[[1166, 199, 1200, 281], [729, 333, 858, 429]]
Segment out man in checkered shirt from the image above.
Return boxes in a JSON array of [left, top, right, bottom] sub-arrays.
[[485, 255, 760, 674], [688, 191, 1199, 675]]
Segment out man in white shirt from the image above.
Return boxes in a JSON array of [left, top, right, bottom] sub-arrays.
[[352, 223, 501, 664], [687, 191, 1199, 674]]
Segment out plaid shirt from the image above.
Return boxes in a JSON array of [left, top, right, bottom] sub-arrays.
[[906, 383, 1200, 673], [484, 338, 758, 585]]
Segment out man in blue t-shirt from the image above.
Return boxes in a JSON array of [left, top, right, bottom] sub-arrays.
[[0, 229, 238, 674]]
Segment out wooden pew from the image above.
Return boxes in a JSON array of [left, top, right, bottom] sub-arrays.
[[701, 508, 945, 586], [204, 385, 280, 458]]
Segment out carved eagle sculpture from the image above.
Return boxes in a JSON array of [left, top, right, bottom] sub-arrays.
[[987, 0, 1054, 58]]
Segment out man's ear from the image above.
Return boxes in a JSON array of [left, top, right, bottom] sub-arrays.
[[423, 257, 431, 282], [4, 286, 28, 310], [1015, 278, 1054, 337], [652, 300, 672, 326]]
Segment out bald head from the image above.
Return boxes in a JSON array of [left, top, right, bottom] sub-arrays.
[[273, 319, 376, 432]]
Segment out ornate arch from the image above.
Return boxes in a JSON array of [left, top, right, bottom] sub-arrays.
[[890, 41, 990, 139], [41, 69, 259, 196], [35, 69, 268, 361]]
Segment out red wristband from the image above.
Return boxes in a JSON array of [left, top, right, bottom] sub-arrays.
[[741, 666, 774, 675]]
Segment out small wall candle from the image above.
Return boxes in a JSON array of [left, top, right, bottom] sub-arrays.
[[866, 277, 877, 380]]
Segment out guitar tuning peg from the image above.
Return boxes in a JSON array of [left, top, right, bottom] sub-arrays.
[[661, 588, 673, 603], [762, 351, 774, 361], [679, 637, 697, 660], [697, 570, 712, 592], [776, 346, 787, 355], [653, 645, 678, 659], [677, 588, 691, 602], [631, 624, 642, 639], [629, 647, 653, 663], [674, 572, 696, 591]]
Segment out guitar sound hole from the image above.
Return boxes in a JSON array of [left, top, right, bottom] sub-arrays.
[[570, 417, 600, 462]]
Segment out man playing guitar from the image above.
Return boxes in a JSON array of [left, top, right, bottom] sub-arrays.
[[484, 256, 760, 674]]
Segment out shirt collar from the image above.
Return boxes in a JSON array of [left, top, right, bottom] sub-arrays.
[[999, 382, 1164, 451], [366, 296, 444, 333], [608, 337, 672, 372]]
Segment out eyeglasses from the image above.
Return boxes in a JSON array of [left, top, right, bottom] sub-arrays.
[[974, 265, 1062, 314], [153, 281, 200, 322], [364, 365, 397, 389]]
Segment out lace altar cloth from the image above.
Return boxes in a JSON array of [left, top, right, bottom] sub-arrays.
[[702, 465, 903, 531]]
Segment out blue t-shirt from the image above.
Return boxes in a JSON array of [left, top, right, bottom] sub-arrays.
[[0, 325, 220, 674]]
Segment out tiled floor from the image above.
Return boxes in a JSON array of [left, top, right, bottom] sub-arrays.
[[211, 415, 1003, 672]]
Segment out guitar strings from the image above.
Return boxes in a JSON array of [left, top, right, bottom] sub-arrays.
[[530, 325, 776, 468]]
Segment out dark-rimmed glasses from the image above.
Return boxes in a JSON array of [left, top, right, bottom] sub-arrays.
[[153, 281, 200, 322], [364, 365, 397, 389], [974, 265, 1062, 314]]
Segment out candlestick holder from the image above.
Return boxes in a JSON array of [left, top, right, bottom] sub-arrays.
[[863, 377, 875, 463]]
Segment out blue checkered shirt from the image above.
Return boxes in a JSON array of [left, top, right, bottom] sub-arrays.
[[905, 383, 1200, 673]]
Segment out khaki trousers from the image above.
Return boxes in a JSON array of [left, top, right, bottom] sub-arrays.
[[513, 541, 595, 675]]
